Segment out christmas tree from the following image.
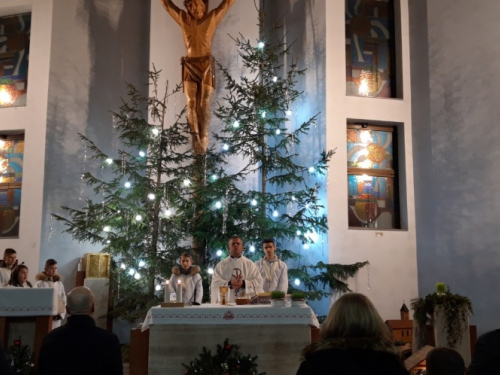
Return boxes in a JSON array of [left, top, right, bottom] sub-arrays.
[[52, 69, 197, 320], [53, 14, 368, 320]]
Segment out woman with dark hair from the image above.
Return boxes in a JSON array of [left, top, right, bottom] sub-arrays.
[[296, 293, 409, 375], [8, 264, 32, 287], [35, 259, 67, 328]]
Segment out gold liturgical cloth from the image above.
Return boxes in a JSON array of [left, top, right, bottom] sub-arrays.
[[83, 253, 110, 278]]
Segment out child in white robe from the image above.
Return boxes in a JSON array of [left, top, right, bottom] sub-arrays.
[[169, 252, 203, 304], [8, 264, 32, 287], [35, 259, 67, 329]]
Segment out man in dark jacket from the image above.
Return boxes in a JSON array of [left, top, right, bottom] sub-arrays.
[[38, 286, 123, 375], [468, 329, 500, 375]]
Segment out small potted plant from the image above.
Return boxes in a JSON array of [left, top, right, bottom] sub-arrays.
[[270, 290, 286, 307], [291, 291, 307, 307]]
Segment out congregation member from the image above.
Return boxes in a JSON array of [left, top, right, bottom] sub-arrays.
[[254, 238, 288, 293], [426, 347, 465, 375], [38, 286, 123, 375], [35, 259, 67, 328], [467, 328, 500, 374], [296, 293, 408, 375], [0, 248, 18, 287], [211, 235, 264, 303], [169, 252, 203, 304], [8, 264, 32, 287]]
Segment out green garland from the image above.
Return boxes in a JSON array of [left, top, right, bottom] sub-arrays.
[[411, 288, 473, 348], [182, 339, 265, 375]]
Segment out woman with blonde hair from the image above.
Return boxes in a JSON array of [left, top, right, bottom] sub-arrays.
[[296, 293, 409, 375]]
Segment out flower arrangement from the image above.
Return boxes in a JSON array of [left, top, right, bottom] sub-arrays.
[[411, 284, 473, 348], [7, 337, 34, 375], [182, 339, 265, 375]]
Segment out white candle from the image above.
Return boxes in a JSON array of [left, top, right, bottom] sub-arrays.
[[177, 280, 183, 303], [165, 280, 169, 302]]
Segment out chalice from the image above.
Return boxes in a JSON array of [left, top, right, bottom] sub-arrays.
[[219, 286, 229, 306]]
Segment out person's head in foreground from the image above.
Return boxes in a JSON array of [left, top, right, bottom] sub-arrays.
[[321, 292, 393, 342], [426, 347, 465, 375], [66, 286, 95, 316]]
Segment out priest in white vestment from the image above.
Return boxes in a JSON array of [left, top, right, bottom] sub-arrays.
[[211, 235, 264, 303], [255, 238, 288, 293]]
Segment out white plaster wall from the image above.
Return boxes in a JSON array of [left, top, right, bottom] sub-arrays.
[[326, 0, 418, 320], [410, 0, 500, 335], [0, 0, 53, 281]]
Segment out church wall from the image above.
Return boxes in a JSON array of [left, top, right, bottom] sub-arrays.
[[410, 0, 500, 335], [38, 0, 150, 341], [0, 0, 54, 283], [324, 0, 418, 320]]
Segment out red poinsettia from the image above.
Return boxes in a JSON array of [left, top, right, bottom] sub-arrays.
[[13, 340, 20, 347]]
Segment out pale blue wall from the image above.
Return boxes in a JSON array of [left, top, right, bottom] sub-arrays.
[[40, 0, 150, 341], [410, 0, 500, 335]]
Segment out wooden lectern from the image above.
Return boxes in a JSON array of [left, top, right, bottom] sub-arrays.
[[0, 288, 60, 369]]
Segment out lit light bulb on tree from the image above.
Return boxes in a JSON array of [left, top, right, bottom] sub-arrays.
[[139, 260, 145, 267], [139, 151, 146, 157], [215, 201, 222, 209], [120, 263, 126, 270], [148, 193, 155, 200], [303, 244, 310, 250], [296, 230, 302, 236], [208, 267, 214, 275], [183, 179, 191, 186], [294, 278, 301, 286], [124, 182, 131, 189], [286, 109, 292, 116], [275, 129, 281, 135], [272, 76, 278, 82], [135, 214, 142, 221], [261, 111, 266, 118], [128, 268, 136, 276], [151, 128, 159, 136], [155, 284, 161, 291], [251, 199, 258, 206], [308, 166, 315, 173], [233, 120, 239, 128], [250, 245, 255, 253], [272, 210, 279, 217], [216, 250, 223, 257], [103, 226, 111, 232], [165, 209, 172, 217], [105, 158, 113, 165], [211, 174, 218, 181], [257, 41, 265, 49], [222, 144, 229, 151], [134, 273, 141, 280]]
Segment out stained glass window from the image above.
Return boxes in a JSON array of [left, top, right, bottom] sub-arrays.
[[347, 125, 399, 229], [0, 13, 31, 108], [345, 0, 397, 98], [0, 136, 23, 237]]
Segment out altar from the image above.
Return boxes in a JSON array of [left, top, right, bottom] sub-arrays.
[[142, 304, 319, 375], [0, 288, 59, 369]]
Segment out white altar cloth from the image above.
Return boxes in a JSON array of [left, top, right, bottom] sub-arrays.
[[142, 303, 319, 331], [0, 288, 58, 317]]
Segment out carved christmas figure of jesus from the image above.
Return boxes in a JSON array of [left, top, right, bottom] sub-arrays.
[[160, 0, 236, 154]]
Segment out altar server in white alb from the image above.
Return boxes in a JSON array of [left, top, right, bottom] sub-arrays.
[[211, 235, 264, 303], [255, 238, 288, 293], [35, 259, 67, 328], [0, 248, 18, 287], [169, 252, 203, 304]]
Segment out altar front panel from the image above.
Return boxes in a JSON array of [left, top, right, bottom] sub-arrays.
[[145, 305, 317, 375], [149, 324, 310, 375]]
